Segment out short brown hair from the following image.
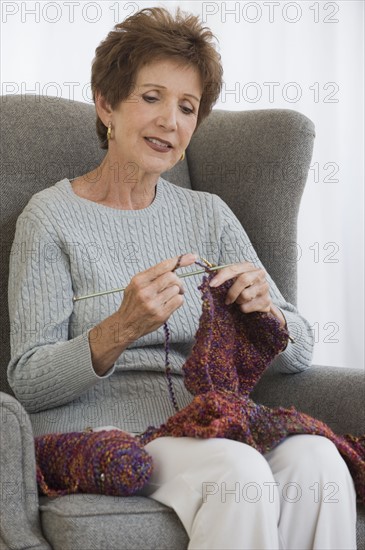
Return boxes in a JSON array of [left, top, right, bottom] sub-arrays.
[[91, 7, 223, 149]]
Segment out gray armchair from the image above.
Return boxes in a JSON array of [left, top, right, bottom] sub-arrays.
[[0, 95, 363, 549]]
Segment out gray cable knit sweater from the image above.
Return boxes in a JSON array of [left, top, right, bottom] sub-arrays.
[[7, 177, 313, 436]]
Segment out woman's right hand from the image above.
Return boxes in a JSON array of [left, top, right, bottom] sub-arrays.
[[88, 253, 197, 376], [116, 253, 198, 341]]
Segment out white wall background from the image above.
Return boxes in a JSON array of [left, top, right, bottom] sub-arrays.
[[1, 1, 363, 369]]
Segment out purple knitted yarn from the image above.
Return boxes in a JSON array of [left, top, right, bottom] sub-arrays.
[[183, 274, 290, 396], [139, 275, 365, 505], [35, 430, 153, 497]]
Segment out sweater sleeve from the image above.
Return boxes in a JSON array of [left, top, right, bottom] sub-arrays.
[[213, 195, 314, 373], [7, 212, 115, 413]]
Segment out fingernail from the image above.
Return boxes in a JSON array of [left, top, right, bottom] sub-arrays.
[[225, 298, 232, 305], [209, 278, 219, 287]]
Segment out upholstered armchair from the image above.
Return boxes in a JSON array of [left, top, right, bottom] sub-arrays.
[[0, 95, 363, 549]]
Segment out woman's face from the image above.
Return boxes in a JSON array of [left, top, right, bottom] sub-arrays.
[[108, 59, 202, 176]]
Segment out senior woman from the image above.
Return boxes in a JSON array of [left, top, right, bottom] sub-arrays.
[[8, 7, 356, 550]]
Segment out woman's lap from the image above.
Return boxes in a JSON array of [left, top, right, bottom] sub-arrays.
[[96, 427, 357, 548], [140, 434, 357, 550]]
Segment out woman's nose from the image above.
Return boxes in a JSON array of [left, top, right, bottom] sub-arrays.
[[156, 104, 178, 130]]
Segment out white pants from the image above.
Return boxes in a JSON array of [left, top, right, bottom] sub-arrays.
[[139, 434, 357, 550]]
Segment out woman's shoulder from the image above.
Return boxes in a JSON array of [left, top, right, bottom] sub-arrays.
[[25, 177, 70, 205], [20, 178, 74, 217], [16, 178, 80, 239]]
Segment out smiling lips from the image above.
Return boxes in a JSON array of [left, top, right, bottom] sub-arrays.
[[144, 136, 173, 152]]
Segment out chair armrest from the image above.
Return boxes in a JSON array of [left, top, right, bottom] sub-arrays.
[[0, 392, 51, 549], [251, 366, 365, 436]]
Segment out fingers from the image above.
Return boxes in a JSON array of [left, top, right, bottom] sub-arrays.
[[225, 271, 268, 305], [208, 261, 272, 313], [209, 262, 256, 288], [158, 283, 185, 309], [127, 273, 183, 311], [131, 253, 197, 296], [235, 281, 271, 314], [146, 253, 198, 282], [135, 282, 184, 319], [118, 253, 198, 340]]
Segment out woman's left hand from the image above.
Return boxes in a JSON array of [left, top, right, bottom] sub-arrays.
[[209, 261, 286, 327]]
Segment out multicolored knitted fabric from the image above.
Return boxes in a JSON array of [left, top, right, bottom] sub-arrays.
[[35, 429, 153, 497], [139, 274, 365, 505]]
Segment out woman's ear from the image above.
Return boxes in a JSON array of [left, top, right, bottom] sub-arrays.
[[95, 92, 113, 127]]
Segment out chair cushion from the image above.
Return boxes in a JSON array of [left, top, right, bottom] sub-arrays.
[[357, 505, 365, 549], [39, 494, 365, 549], [39, 494, 189, 550]]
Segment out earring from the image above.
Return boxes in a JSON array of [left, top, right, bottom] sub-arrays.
[[107, 122, 112, 141], [180, 151, 185, 162]]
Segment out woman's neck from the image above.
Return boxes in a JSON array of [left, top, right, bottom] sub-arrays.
[[71, 154, 159, 210]]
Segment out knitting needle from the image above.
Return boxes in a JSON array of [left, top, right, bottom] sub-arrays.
[[72, 263, 233, 302]]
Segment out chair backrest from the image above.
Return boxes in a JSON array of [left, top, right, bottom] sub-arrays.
[[0, 95, 315, 394]]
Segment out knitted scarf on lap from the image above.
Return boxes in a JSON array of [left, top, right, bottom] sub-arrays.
[[139, 274, 365, 505], [35, 429, 153, 497]]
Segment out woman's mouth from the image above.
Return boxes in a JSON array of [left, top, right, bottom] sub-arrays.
[[144, 137, 173, 153]]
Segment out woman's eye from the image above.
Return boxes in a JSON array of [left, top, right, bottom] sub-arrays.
[[143, 95, 157, 102], [181, 105, 194, 115], [142, 95, 194, 115]]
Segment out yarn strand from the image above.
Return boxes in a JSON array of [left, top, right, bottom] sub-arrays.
[[163, 322, 179, 412], [163, 258, 214, 411]]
